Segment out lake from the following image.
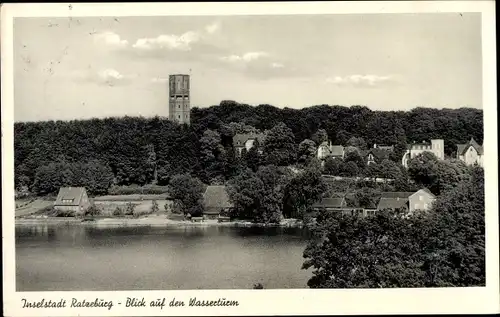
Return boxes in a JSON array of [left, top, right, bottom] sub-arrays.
[[16, 224, 312, 291]]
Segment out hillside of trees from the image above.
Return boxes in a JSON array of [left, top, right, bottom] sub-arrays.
[[14, 102, 483, 197], [303, 165, 485, 287]]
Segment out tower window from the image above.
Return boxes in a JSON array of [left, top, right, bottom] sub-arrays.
[[178, 115, 180, 119], [178, 105, 180, 109]]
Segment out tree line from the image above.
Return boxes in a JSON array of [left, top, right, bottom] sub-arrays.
[[14, 102, 483, 197]]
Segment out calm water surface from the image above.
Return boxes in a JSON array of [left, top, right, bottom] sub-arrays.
[[16, 224, 311, 291]]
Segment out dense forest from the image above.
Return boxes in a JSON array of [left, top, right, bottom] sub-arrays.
[[14, 102, 483, 196]]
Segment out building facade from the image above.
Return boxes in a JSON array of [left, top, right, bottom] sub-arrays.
[[317, 141, 345, 161], [456, 138, 484, 167], [376, 188, 436, 213], [401, 139, 444, 167], [169, 74, 190, 125], [365, 145, 392, 165], [54, 187, 91, 214], [233, 133, 266, 156]]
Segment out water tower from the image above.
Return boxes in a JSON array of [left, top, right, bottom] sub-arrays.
[[168, 74, 190, 125]]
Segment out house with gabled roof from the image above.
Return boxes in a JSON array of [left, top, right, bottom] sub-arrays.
[[202, 185, 234, 219], [317, 141, 344, 161], [365, 147, 391, 165], [54, 187, 91, 214], [312, 196, 347, 211], [376, 188, 436, 213], [233, 133, 266, 156], [456, 138, 484, 167]]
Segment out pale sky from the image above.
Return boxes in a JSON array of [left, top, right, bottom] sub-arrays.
[[14, 13, 482, 122]]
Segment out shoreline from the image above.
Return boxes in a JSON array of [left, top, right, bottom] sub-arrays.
[[15, 215, 305, 229]]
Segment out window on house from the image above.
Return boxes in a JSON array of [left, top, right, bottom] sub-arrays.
[[177, 115, 180, 119], [424, 203, 428, 209], [415, 203, 420, 210], [62, 198, 74, 203], [178, 105, 180, 109], [419, 195, 423, 201]]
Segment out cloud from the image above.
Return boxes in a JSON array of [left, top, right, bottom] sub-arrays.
[[132, 31, 201, 51], [110, 21, 224, 61], [94, 31, 128, 48], [326, 74, 397, 87], [220, 51, 269, 63], [271, 62, 285, 68], [150, 77, 169, 84], [205, 21, 220, 34], [98, 68, 124, 81], [72, 68, 134, 86]]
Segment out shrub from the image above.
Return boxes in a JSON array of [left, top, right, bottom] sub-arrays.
[[113, 206, 124, 216], [164, 202, 171, 213], [84, 204, 101, 217], [125, 202, 136, 215], [151, 200, 159, 213], [253, 283, 264, 289]]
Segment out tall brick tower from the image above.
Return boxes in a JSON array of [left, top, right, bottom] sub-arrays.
[[168, 74, 190, 124]]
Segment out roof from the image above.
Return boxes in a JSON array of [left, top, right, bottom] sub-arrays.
[[380, 192, 416, 199], [54, 187, 87, 206], [457, 138, 484, 156], [374, 144, 394, 151], [312, 197, 346, 209], [365, 148, 391, 161], [330, 145, 344, 156], [203, 186, 234, 209], [318, 142, 344, 157], [377, 197, 409, 210], [232, 133, 266, 147], [413, 188, 436, 199]]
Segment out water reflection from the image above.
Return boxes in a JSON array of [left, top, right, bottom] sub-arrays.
[[16, 223, 311, 291], [16, 224, 310, 242]]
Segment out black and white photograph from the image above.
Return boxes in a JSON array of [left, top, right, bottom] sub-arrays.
[[2, 2, 498, 316]]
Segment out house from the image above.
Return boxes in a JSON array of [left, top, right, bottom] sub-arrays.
[[54, 187, 91, 214], [317, 141, 344, 161], [373, 144, 394, 152], [233, 133, 266, 156], [312, 194, 372, 217], [376, 189, 436, 213], [202, 185, 234, 219], [401, 139, 444, 168], [312, 196, 347, 211], [456, 138, 484, 167], [365, 146, 392, 165]]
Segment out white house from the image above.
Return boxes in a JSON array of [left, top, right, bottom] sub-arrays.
[[401, 139, 444, 168], [456, 138, 483, 167], [317, 141, 344, 161]]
